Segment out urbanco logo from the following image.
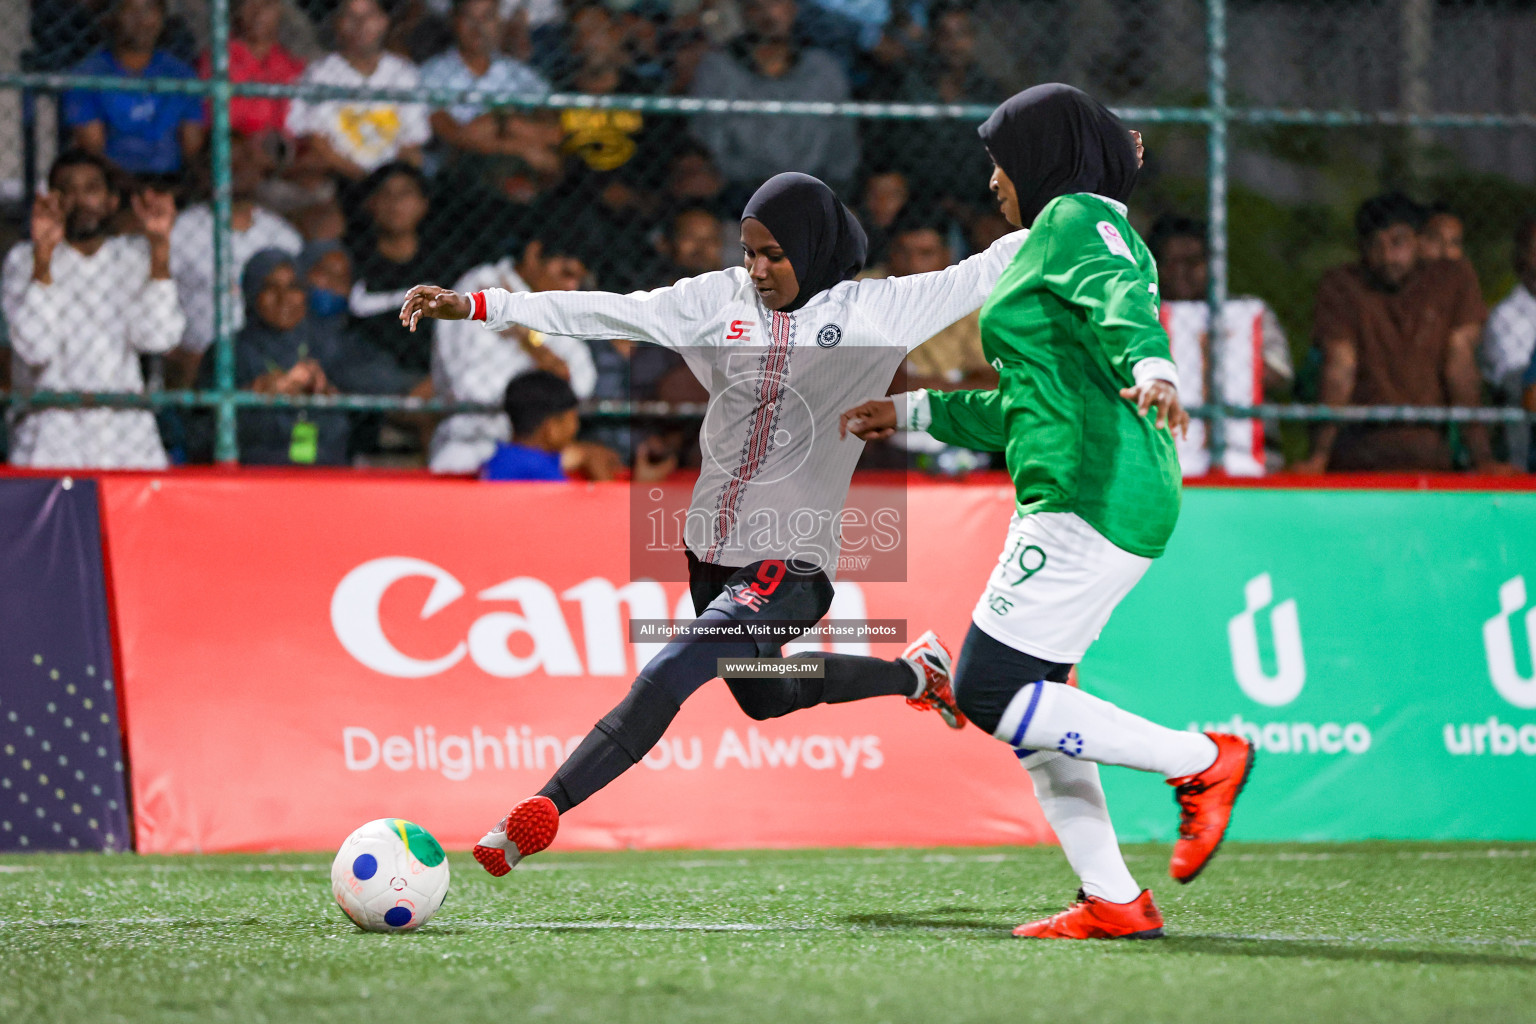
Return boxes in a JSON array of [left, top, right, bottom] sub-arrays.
[[1481, 576, 1536, 710], [1227, 573, 1306, 707]]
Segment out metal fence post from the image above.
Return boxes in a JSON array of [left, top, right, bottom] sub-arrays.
[[1205, 0, 1229, 469], [209, 0, 237, 463]]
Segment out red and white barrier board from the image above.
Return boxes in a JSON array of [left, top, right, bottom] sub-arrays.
[[99, 475, 1050, 853]]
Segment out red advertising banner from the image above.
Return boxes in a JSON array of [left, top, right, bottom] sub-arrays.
[[99, 475, 1050, 853]]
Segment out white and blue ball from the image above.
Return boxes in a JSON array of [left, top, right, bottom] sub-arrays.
[[331, 818, 450, 932]]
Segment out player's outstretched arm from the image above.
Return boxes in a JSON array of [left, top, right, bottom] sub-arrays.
[[404, 272, 734, 348], [841, 389, 1007, 452], [856, 230, 1027, 352], [925, 388, 1007, 451], [400, 285, 471, 332]]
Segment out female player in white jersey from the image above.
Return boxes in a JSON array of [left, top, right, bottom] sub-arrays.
[[399, 172, 1027, 874]]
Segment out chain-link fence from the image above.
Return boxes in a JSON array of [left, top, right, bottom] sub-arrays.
[[1, 0, 1534, 473]]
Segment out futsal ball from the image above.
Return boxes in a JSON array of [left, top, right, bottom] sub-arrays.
[[331, 818, 451, 932]]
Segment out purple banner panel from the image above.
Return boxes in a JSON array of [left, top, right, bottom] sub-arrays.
[[0, 477, 130, 851]]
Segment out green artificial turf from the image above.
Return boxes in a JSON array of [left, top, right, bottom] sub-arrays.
[[1, 843, 1533, 1024]]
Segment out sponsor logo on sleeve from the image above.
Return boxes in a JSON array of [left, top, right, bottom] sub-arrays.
[[1096, 221, 1135, 262]]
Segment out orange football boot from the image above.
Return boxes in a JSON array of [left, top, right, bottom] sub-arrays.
[[1167, 732, 1255, 884], [472, 796, 559, 877], [902, 630, 966, 729], [1013, 888, 1165, 939]]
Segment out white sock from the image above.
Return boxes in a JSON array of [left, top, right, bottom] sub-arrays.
[[899, 658, 925, 698], [1020, 749, 1140, 903], [998, 682, 1217, 779]]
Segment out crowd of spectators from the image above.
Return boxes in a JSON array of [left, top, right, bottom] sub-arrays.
[[5, 0, 1536, 479], [1140, 195, 1536, 479]]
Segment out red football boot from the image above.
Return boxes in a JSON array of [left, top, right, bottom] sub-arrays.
[[472, 796, 559, 877], [1013, 888, 1165, 939], [1167, 732, 1255, 884], [902, 630, 966, 729]]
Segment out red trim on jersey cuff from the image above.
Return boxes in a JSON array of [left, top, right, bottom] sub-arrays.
[[470, 291, 487, 321]]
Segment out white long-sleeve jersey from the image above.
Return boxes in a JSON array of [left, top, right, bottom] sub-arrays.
[[476, 230, 1027, 574]]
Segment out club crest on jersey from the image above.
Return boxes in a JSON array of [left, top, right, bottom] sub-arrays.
[[816, 323, 843, 348]]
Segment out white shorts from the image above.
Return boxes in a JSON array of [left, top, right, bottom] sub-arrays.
[[970, 511, 1152, 664]]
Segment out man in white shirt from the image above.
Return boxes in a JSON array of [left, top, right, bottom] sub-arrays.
[[1149, 215, 1293, 477], [429, 236, 597, 473], [4, 151, 185, 468], [168, 131, 302, 382], [284, 0, 431, 181], [1482, 216, 1536, 469]]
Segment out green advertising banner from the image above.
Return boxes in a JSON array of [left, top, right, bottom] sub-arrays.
[[1082, 488, 1536, 842]]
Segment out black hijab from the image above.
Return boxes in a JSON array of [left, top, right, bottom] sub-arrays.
[[978, 83, 1139, 228], [241, 249, 298, 328], [741, 172, 867, 313]]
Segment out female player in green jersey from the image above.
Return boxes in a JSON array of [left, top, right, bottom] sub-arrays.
[[842, 84, 1254, 940]]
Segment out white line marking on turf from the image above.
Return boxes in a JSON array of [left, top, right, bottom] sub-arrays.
[[0, 866, 36, 873], [1225, 849, 1533, 863], [5, 918, 1531, 948], [521, 853, 1028, 871], [1197, 932, 1536, 948], [453, 921, 809, 932]]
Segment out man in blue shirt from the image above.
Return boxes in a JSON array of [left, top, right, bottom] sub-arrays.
[[63, 0, 206, 179], [480, 370, 578, 481]]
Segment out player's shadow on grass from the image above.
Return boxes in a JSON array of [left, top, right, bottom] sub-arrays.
[[844, 908, 1018, 937], [1167, 936, 1536, 969]]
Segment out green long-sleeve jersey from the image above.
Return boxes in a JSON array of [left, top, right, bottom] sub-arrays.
[[925, 193, 1182, 558]]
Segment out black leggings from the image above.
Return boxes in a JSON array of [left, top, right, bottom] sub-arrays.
[[684, 550, 901, 719], [535, 553, 916, 813], [950, 623, 1072, 736]]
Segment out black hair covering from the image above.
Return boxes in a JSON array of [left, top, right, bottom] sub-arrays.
[[977, 83, 1139, 228], [741, 172, 867, 313], [241, 248, 297, 322]]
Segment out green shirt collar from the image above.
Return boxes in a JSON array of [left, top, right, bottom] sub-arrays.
[[1085, 193, 1129, 216]]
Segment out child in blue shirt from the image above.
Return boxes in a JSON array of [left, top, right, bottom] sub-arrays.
[[480, 370, 579, 481]]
